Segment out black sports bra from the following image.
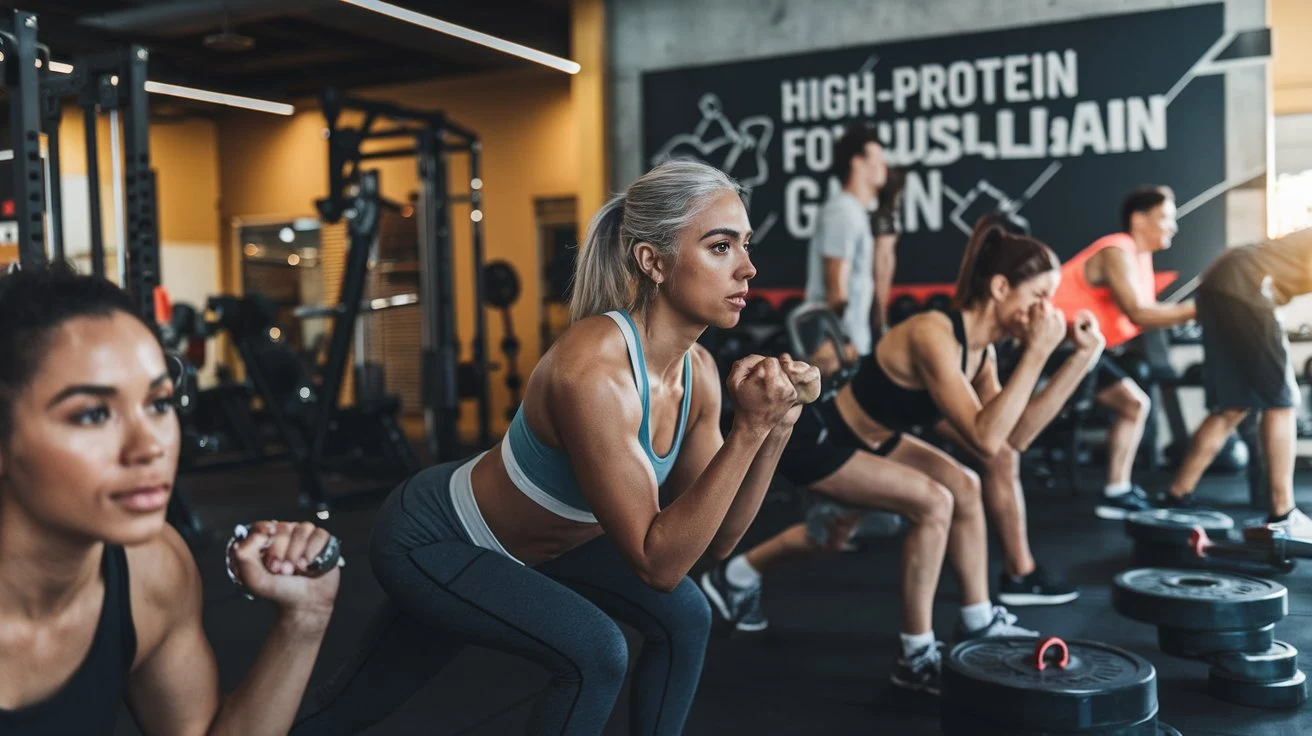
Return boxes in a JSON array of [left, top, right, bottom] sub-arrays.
[[850, 311, 986, 431]]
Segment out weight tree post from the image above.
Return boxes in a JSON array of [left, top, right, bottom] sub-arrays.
[[5, 11, 47, 268]]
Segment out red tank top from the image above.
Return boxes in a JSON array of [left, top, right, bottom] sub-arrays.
[[1051, 233, 1156, 348]]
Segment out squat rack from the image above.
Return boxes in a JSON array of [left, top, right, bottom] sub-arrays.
[[311, 88, 490, 506]]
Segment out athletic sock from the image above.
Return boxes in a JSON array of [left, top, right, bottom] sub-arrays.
[[725, 555, 761, 589], [960, 601, 994, 632], [1268, 509, 1293, 524], [1104, 482, 1132, 498], [900, 631, 937, 659]]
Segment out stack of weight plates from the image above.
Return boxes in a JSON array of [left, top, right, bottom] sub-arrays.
[[1113, 568, 1306, 709], [1209, 641, 1308, 709]]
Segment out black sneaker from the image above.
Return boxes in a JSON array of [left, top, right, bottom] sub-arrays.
[[997, 566, 1080, 606], [1095, 485, 1153, 520], [890, 641, 944, 695], [699, 564, 769, 632], [953, 605, 1038, 644]]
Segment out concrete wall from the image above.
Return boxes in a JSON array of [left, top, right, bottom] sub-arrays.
[[609, 0, 1269, 247]]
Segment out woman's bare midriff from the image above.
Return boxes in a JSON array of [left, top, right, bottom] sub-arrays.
[[834, 385, 898, 450], [469, 444, 605, 566]]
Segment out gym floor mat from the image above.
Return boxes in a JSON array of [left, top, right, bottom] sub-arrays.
[[114, 465, 1312, 735]]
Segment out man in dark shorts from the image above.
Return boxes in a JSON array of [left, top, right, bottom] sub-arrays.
[[1153, 228, 1312, 540], [1051, 186, 1196, 519]]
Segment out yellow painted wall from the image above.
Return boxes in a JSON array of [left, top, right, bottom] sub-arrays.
[[52, 110, 222, 379], [572, 0, 609, 220], [1275, 0, 1312, 115], [55, 109, 220, 248], [217, 67, 578, 436]]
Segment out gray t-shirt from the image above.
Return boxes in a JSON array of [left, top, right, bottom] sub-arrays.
[[804, 192, 875, 354]]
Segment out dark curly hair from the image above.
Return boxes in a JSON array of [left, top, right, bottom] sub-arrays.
[[0, 263, 159, 443]]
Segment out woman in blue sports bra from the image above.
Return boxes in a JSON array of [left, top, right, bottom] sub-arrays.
[[294, 160, 820, 736], [703, 216, 1107, 697]]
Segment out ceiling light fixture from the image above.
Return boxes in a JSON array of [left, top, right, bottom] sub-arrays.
[[339, 0, 580, 74], [143, 81, 294, 115]]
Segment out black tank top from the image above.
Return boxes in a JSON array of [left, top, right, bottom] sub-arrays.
[[850, 311, 982, 431], [0, 545, 137, 734]]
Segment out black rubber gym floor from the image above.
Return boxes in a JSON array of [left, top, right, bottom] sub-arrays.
[[114, 465, 1312, 735]]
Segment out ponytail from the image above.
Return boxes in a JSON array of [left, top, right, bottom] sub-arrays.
[[952, 212, 1059, 310], [567, 159, 742, 322], [569, 194, 631, 322]]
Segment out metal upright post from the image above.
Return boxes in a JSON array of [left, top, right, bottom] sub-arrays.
[[40, 89, 65, 262], [417, 130, 462, 461], [303, 171, 381, 510], [468, 140, 490, 448], [83, 105, 107, 277], [119, 46, 159, 320], [5, 11, 47, 268]]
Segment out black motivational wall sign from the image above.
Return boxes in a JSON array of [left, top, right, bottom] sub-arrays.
[[642, 4, 1269, 295]]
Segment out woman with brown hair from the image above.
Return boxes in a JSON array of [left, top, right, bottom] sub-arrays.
[[701, 215, 1104, 695]]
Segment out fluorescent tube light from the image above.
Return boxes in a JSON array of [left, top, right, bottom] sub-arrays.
[[340, 0, 580, 74], [143, 81, 295, 115]]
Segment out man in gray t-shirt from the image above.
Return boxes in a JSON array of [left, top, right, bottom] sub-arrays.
[[804, 125, 889, 355]]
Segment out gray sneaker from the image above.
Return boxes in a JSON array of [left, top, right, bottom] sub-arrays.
[[699, 564, 769, 632], [953, 605, 1037, 643]]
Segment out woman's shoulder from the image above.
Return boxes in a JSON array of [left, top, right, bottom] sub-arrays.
[[124, 526, 200, 650], [542, 314, 634, 380]]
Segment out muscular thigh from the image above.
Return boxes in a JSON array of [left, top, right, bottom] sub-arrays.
[[809, 447, 946, 518], [884, 433, 978, 500]]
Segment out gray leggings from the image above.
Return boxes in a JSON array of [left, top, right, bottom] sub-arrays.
[[292, 460, 712, 735]]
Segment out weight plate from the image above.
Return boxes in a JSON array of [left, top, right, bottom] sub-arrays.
[[1208, 668, 1308, 709], [1157, 723, 1182, 736], [942, 637, 1157, 733], [1157, 623, 1275, 659], [1211, 640, 1299, 683], [1112, 568, 1287, 631], [1126, 508, 1234, 545]]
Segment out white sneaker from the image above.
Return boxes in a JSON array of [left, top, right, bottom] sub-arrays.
[[954, 605, 1038, 642], [1270, 507, 1312, 543]]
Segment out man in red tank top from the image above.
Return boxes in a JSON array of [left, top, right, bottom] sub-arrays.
[[1050, 186, 1196, 519]]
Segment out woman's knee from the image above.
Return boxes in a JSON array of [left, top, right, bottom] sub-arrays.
[[569, 617, 630, 686], [909, 477, 955, 529], [638, 578, 713, 649]]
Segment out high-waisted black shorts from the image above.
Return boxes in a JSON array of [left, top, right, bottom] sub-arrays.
[[776, 398, 902, 486]]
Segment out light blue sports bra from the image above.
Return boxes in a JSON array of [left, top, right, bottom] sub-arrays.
[[501, 310, 693, 523]]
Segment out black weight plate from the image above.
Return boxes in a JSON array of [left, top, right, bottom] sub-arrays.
[[1126, 508, 1235, 545], [1209, 668, 1308, 709], [1157, 723, 1182, 736], [1112, 568, 1287, 631], [1158, 623, 1275, 659], [942, 637, 1157, 733], [1211, 640, 1299, 683]]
